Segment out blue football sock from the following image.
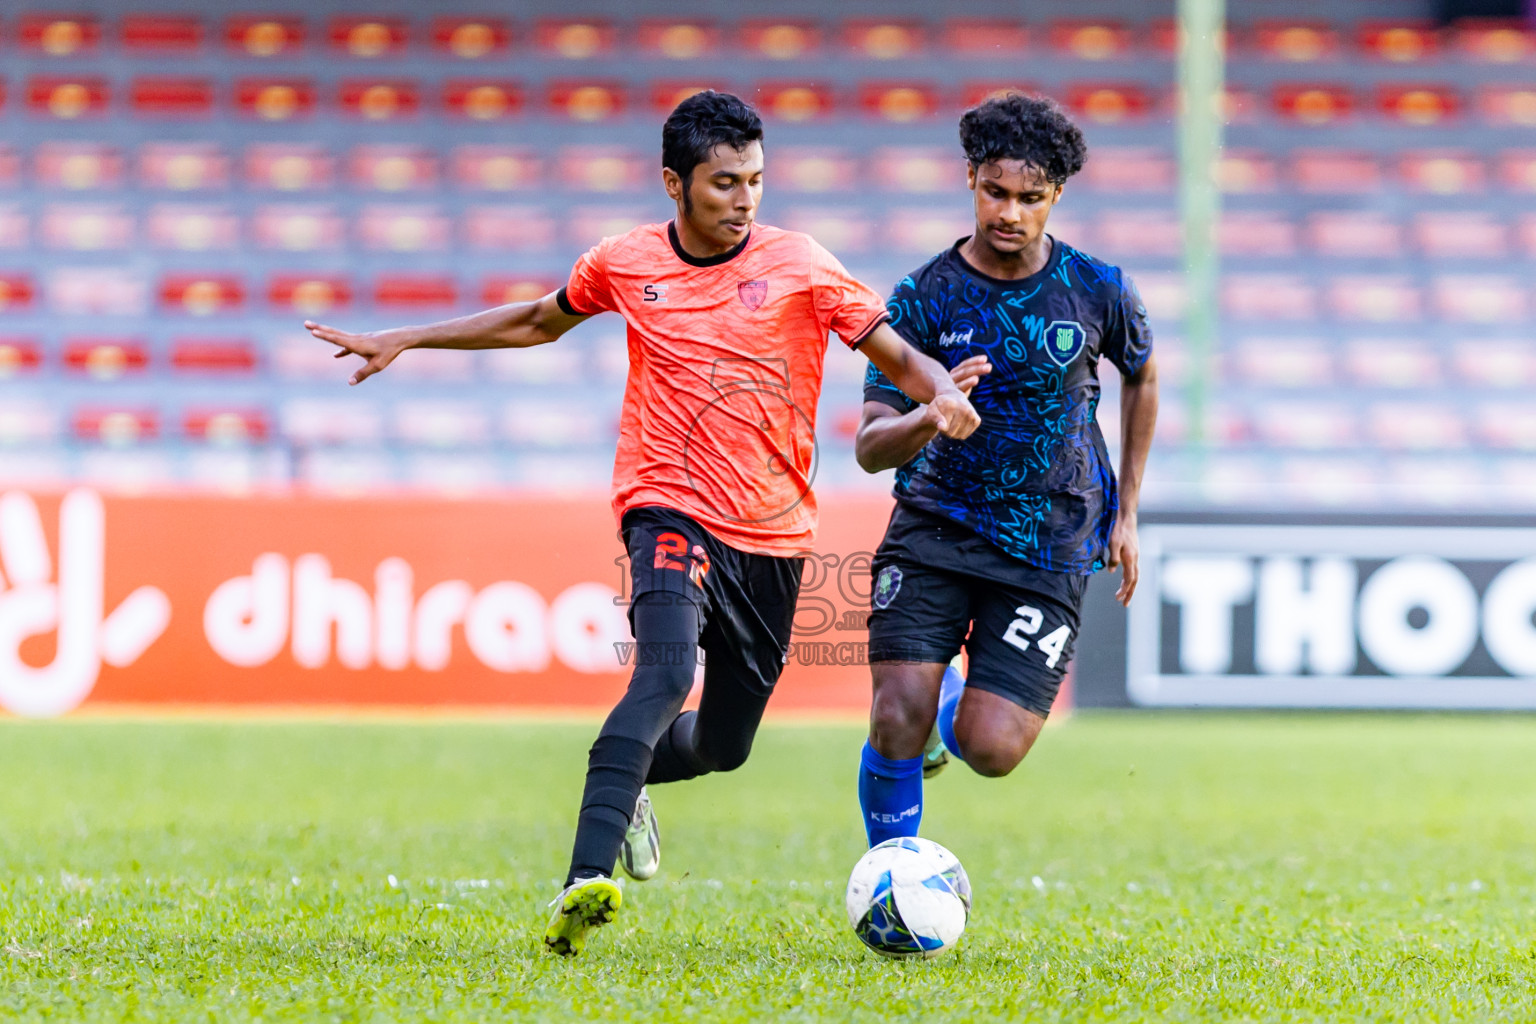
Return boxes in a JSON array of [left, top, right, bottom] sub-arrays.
[[937, 664, 966, 764], [858, 740, 924, 847]]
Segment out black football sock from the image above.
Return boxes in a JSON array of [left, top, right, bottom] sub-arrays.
[[565, 734, 653, 886]]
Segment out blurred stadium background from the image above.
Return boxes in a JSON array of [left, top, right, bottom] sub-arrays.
[[0, 0, 1534, 715]]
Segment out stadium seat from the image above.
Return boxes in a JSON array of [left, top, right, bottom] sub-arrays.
[[1231, 338, 1333, 387], [1291, 150, 1380, 192], [160, 275, 245, 316], [1398, 151, 1484, 194], [235, 79, 318, 122], [1273, 84, 1354, 125], [1433, 275, 1528, 324], [27, 76, 110, 119], [253, 204, 343, 251], [0, 400, 57, 443], [484, 346, 583, 384], [139, 143, 230, 190], [1377, 85, 1461, 126], [1475, 403, 1536, 450], [1356, 22, 1439, 62], [41, 203, 131, 250], [73, 407, 159, 444], [782, 209, 872, 253], [650, 82, 730, 116], [886, 209, 976, 253], [393, 401, 491, 447], [1216, 150, 1278, 193], [402, 452, 503, 493], [1329, 276, 1421, 323], [754, 82, 834, 121], [348, 146, 439, 191], [961, 82, 1042, 109], [943, 20, 1030, 56], [1368, 402, 1467, 450], [1096, 212, 1181, 258], [463, 206, 557, 251], [547, 80, 626, 120], [443, 80, 523, 121], [872, 147, 962, 193], [225, 16, 304, 57], [774, 147, 856, 192], [568, 207, 649, 247], [1452, 20, 1534, 63], [170, 338, 258, 374], [130, 78, 215, 119], [1519, 214, 1536, 256], [146, 204, 238, 251], [452, 146, 542, 191], [18, 14, 101, 56], [183, 408, 270, 443], [534, 19, 616, 59], [1343, 339, 1440, 388], [296, 448, 397, 492], [0, 206, 21, 249], [481, 276, 559, 306], [268, 274, 353, 314], [328, 17, 408, 58], [1308, 212, 1402, 257], [245, 144, 333, 191], [35, 142, 123, 190], [0, 149, 17, 188], [0, 339, 42, 378], [1414, 211, 1508, 258], [122, 14, 203, 52], [64, 339, 149, 380], [739, 20, 821, 60], [1252, 22, 1340, 62], [339, 80, 421, 120], [502, 402, 611, 447], [638, 20, 718, 59], [1454, 339, 1536, 388], [1479, 86, 1536, 128], [432, 17, 512, 60], [356, 205, 451, 253], [1080, 148, 1176, 193], [556, 147, 645, 192], [374, 275, 458, 309], [1066, 84, 1153, 124], [859, 83, 941, 122], [1220, 212, 1297, 257], [1049, 20, 1131, 61], [1500, 151, 1536, 192], [843, 20, 925, 60], [1223, 274, 1317, 321], [48, 267, 144, 315], [280, 399, 383, 445], [1279, 456, 1380, 504], [1251, 401, 1355, 449]]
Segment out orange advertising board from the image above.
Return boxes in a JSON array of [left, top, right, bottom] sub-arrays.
[[0, 489, 902, 717]]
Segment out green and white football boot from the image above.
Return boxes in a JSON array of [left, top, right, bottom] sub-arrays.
[[618, 786, 661, 881]]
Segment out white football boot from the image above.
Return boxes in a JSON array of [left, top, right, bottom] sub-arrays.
[[618, 786, 661, 881]]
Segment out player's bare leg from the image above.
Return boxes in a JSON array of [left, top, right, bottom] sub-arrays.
[[868, 662, 947, 760]]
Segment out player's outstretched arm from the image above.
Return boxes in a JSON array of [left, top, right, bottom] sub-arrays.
[[858, 324, 981, 440], [855, 356, 990, 472], [1107, 352, 1159, 606], [305, 291, 590, 386]]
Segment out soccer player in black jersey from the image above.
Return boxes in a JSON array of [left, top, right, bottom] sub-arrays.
[[855, 93, 1159, 845]]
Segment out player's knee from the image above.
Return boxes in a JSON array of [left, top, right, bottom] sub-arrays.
[[696, 734, 752, 774], [964, 740, 1026, 778], [869, 685, 937, 755]]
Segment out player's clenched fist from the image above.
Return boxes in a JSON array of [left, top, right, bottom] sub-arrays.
[[926, 391, 981, 440], [305, 320, 411, 386]]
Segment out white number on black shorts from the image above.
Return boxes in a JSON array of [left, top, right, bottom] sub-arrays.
[[1001, 605, 1073, 669]]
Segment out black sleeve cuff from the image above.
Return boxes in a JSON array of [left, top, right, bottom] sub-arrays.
[[863, 387, 913, 412], [848, 312, 891, 349], [555, 287, 582, 316]]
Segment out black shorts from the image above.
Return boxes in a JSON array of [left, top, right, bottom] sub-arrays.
[[867, 502, 1087, 717], [621, 506, 804, 698]]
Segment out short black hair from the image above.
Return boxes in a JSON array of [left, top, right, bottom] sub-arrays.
[[661, 90, 764, 189], [958, 93, 1087, 186]]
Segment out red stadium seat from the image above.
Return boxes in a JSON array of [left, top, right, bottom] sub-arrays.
[[18, 14, 101, 55], [451, 146, 542, 191], [1308, 212, 1402, 257], [357, 206, 450, 253], [121, 14, 203, 52], [871, 147, 961, 193], [1066, 84, 1153, 124], [1344, 340, 1440, 388], [638, 21, 718, 59], [184, 408, 269, 443], [64, 339, 150, 379], [1377, 85, 1460, 125], [650, 82, 729, 116], [535, 20, 616, 59], [139, 142, 230, 190], [236, 79, 317, 121], [1452, 19, 1534, 63], [159, 275, 245, 316], [481, 277, 560, 307], [1369, 403, 1467, 450], [225, 16, 304, 57], [1398, 151, 1484, 193], [754, 82, 834, 121], [1220, 212, 1297, 256], [74, 408, 159, 444], [1095, 212, 1181, 257], [41, 203, 133, 251], [1049, 20, 1130, 60], [35, 142, 124, 189], [1080, 147, 1175, 192], [843, 20, 925, 60], [1414, 211, 1508, 257], [556, 146, 645, 192], [1231, 338, 1333, 387], [1273, 84, 1354, 125], [1252, 21, 1339, 62], [0, 339, 42, 378], [432, 17, 511, 59], [781, 208, 872, 253], [942, 20, 1029, 56], [1478, 86, 1536, 127], [171, 338, 258, 373], [1357, 22, 1440, 62], [146, 203, 239, 250], [375, 275, 458, 309], [339, 80, 420, 120], [1252, 402, 1355, 449], [546, 80, 626, 121], [27, 76, 109, 119], [348, 146, 439, 191], [1291, 150, 1380, 193], [1222, 274, 1317, 321], [1434, 275, 1528, 323], [739, 21, 821, 60], [252, 204, 343, 251], [268, 274, 353, 314], [329, 16, 407, 58], [1328, 276, 1421, 323], [244, 144, 333, 191], [443, 80, 523, 121], [130, 77, 214, 118], [775, 147, 856, 192], [858, 82, 940, 122], [1216, 150, 1278, 193], [462, 205, 556, 251], [1500, 151, 1536, 192]]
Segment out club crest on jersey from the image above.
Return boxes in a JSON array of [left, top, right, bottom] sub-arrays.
[[738, 280, 768, 311], [1043, 320, 1087, 366], [872, 565, 903, 610]]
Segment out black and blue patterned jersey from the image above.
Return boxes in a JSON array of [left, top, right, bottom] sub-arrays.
[[863, 237, 1152, 576]]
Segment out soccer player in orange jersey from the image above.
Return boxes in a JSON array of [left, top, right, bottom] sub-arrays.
[[305, 91, 979, 956]]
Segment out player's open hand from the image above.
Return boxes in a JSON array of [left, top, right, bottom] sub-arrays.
[[1107, 513, 1139, 606], [949, 355, 991, 396], [927, 392, 981, 440], [304, 321, 408, 386]]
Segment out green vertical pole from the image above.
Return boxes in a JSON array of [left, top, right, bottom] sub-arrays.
[[1178, 0, 1224, 459]]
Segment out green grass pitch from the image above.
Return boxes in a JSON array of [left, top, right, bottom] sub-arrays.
[[3, 713, 1536, 1022]]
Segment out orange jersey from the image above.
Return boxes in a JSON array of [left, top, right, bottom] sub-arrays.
[[559, 221, 888, 556]]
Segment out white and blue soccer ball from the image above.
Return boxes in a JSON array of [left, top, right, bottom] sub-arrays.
[[845, 837, 971, 959]]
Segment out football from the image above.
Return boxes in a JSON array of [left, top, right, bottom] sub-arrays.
[[845, 837, 971, 959]]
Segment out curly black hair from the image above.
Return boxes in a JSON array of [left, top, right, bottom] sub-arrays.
[[958, 93, 1087, 186]]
